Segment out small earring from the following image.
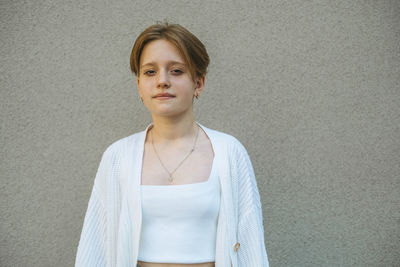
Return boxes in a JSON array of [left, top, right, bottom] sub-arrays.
[[195, 93, 199, 99]]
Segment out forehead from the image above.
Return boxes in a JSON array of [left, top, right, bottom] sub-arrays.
[[140, 39, 185, 66]]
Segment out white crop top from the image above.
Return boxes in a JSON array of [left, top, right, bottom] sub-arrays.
[[138, 158, 221, 263]]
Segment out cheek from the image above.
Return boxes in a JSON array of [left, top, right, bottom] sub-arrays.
[[174, 78, 195, 90], [138, 79, 154, 91]]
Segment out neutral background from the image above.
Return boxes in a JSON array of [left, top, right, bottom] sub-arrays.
[[1, 1, 399, 266]]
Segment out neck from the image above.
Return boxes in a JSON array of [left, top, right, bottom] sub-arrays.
[[149, 112, 198, 145]]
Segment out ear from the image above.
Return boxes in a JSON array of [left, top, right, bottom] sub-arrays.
[[194, 76, 205, 95], [137, 76, 142, 97]]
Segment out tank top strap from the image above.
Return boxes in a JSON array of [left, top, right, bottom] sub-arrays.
[[208, 156, 218, 185]]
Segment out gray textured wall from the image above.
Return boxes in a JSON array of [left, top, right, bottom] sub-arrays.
[[1, 1, 399, 266]]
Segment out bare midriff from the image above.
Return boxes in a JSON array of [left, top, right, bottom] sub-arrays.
[[136, 261, 215, 267]]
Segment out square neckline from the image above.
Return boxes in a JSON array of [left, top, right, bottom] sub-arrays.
[[140, 122, 216, 188], [141, 154, 216, 189]]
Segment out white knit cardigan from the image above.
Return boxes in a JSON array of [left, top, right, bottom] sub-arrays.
[[75, 122, 269, 267]]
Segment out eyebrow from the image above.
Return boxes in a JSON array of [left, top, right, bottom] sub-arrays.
[[140, 61, 187, 68]]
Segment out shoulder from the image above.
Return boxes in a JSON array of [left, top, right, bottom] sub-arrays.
[[200, 123, 249, 156]]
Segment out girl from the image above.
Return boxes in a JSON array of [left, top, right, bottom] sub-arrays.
[[75, 23, 269, 267]]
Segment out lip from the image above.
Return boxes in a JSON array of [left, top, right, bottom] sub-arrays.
[[153, 93, 175, 99], [154, 96, 174, 100]]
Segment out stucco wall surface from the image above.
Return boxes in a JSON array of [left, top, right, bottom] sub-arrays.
[[1, 0, 399, 266]]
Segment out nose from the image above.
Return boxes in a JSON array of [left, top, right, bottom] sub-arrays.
[[157, 69, 170, 89]]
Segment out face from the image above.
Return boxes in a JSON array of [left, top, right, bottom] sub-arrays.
[[137, 39, 204, 118]]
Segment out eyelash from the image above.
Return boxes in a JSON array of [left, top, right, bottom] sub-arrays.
[[172, 69, 183, 74], [143, 70, 155, 75], [143, 69, 184, 76]]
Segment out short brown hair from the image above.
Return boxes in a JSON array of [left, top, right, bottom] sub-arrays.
[[130, 23, 209, 80]]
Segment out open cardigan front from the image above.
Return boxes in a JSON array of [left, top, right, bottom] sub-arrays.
[[75, 122, 269, 267]]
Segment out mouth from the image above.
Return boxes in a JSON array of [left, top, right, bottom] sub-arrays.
[[153, 93, 175, 100], [154, 96, 175, 100]]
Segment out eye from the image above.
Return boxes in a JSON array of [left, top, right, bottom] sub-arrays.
[[171, 69, 183, 75], [143, 70, 155, 75]]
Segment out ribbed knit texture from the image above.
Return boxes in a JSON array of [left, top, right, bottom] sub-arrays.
[[233, 141, 269, 267], [75, 122, 269, 267]]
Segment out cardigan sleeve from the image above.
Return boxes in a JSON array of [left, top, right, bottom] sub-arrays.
[[75, 150, 109, 267], [232, 139, 270, 267]]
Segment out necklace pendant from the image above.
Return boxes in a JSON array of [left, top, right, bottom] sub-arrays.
[[168, 176, 173, 183]]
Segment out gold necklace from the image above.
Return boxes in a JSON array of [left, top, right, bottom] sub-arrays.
[[151, 124, 200, 183]]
